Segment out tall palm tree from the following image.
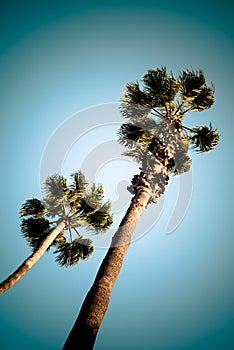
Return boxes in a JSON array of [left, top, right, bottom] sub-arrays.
[[0, 171, 113, 294], [62, 67, 220, 349]]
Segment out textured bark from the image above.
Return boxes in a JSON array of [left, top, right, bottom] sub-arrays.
[[62, 183, 151, 350], [0, 221, 65, 294]]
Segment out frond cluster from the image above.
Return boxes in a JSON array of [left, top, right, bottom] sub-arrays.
[[55, 238, 94, 267], [20, 198, 47, 218], [118, 117, 192, 177], [19, 170, 113, 267], [21, 216, 52, 251], [189, 123, 220, 152], [20, 199, 65, 252], [142, 67, 180, 108], [121, 66, 215, 121], [179, 68, 214, 112], [118, 66, 219, 185]]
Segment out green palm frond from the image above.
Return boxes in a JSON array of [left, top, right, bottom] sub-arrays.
[[85, 201, 113, 233], [142, 67, 180, 107], [121, 81, 152, 106], [189, 123, 220, 152], [20, 198, 47, 218], [68, 171, 88, 212], [44, 174, 68, 198], [43, 175, 68, 218], [118, 123, 154, 149], [191, 84, 215, 111], [179, 68, 206, 98], [81, 184, 105, 215], [54, 238, 94, 267], [179, 68, 214, 112], [21, 217, 52, 251], [19, 169, 113, 267]]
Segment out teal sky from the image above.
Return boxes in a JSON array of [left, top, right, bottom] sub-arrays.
[[0, 1, 233, 349]]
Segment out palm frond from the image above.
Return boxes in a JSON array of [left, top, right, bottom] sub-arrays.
[[189, 123, 220, 152], [54, 238, 94, 267], [121, 81, 151, 106], [118, 123, 154, 149], [68, 171, 88, 212], [179, 68, 206, 98], [20, 198, 47, 218], [21, 217, 52, 251], [43, 175, 68, 218], [81, 184, 105, 215], [178, 68, 214, 112], [44, 174, 68, 198], [120, 102, 151, 121], [122, 148, 145, 163], [142, 66, 180, 108], [191, 84, 215, 111], [85, 201, 113, 233]]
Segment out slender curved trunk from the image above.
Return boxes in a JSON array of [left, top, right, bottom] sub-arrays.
[[0, 221, 65, 294], [62, 181, 151, 350]]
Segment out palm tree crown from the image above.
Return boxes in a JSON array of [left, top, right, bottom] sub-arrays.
[[118, 67, 220, 203], [20, 171, 113, 267]]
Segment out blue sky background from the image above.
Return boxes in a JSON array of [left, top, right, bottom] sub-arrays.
[[0, 1, 233, 349]]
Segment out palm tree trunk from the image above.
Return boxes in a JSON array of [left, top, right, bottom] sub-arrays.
[[0, 221, 65, 294], [62, 119, 180, 349], [62, 179, 151, 350]]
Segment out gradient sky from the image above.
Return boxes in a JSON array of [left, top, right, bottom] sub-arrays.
[[0, 1, 233, 349]]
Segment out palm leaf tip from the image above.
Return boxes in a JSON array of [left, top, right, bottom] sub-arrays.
[[190, 124, 220, 152]]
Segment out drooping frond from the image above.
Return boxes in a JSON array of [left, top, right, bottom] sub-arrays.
[[118, 123, 154, 149], [117, 117, 162, 168], [121, 81, 151, 106], [191, 84, 215, 111], [179, 68, 214, 112], [54, 238, 94, 267], [85, 200, 113, 233], [179, 68, 206, 98], [189, 123, 220, 152], [20, 198, 47, 218], [21, 217, 52, 251], [142, 66, 180, 108]]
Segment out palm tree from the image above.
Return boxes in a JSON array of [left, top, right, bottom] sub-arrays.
[[62, 67, 220, 349], [0, 171, 113, 294]]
